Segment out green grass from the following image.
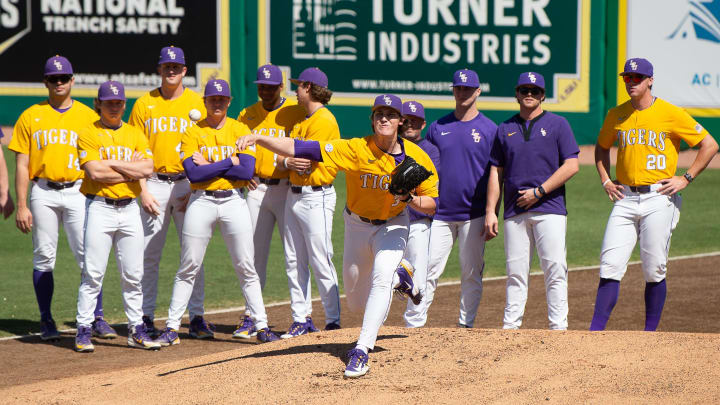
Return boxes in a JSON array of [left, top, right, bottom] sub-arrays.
[[1, 145, 718, 336]]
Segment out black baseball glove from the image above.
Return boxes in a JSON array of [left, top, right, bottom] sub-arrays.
[[389, 155, 433, 197]]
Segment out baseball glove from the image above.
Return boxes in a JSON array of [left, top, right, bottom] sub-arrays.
[[389, 155, 433, 196]]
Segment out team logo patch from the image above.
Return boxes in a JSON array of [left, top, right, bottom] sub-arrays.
[[471, 128, 481, 142], [630, 60, 638, 71], [383, 95, 392, 105], [167, 49, 176, 60], [408, 103, 417, 112], [213, 81, 223, 92], [262, 68, 271, 78], [508, 131, 516, 137], [541, 128, 547, 137], [324, 143, 334, 153], [459, 72, 467, 82], [53, 60, 63, 71], [79, 150, 87, 158], [528, 72, 536, 83], [110, 84, 119, 95], [695, 123, 704, 133]]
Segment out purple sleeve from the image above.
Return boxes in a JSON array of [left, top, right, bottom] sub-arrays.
[[428, 143, 440, 173], [294, 139, 323, 161], [556, 118, 580, 160], [183, 157, 233, 183], [489, 130, 504, 167], [224, 154, 256, 181]]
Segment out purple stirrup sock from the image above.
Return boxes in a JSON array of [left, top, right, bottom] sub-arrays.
[[33, 269, 54, 322], [589, 278, 620, 331], [94, 288, 104, 318], [644, 279, 666, 331]]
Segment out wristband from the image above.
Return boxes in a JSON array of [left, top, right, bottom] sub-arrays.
[[401, 194, 413, 203], [602, 179, 611, 187], [283, 157, 289, 169], [533, 188, 539, 199], [538, 185, 546, 196]]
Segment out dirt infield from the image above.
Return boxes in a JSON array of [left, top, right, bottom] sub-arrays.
[[1, 254, 718, 403]]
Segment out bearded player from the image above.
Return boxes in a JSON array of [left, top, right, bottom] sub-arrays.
[[10, 56, 116, 341], [590, 58, 718, 331], [232, 64, 306, 338], [398, 100, 440, 328], [128, 46, 212, 338], [238, 93, 438, 378]]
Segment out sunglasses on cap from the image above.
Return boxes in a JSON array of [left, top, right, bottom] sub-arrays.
[[45, 74, 73, 84], [517, 86, 543, 96], [623, 74, 647, 84]]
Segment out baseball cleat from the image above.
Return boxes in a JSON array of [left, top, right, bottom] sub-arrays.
[[156, 327, 180, 346], [232, 315, 257, 339], [40, 319, 61, 341], [281, 321, 309, 339], [75, 325, 94, 352], [393, 259, 423, 305], [325, 322, 341, 331], [305, 316, 320, 333], [189, 316, 215, 339], [142, 315, 161, 339], [127, 324, 161, 350], [91, 317, 118, 339], [344, 349, 369, 378], [256, 328, 280, 343]]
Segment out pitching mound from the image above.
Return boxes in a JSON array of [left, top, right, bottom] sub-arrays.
[[3, 327, 719, 404]]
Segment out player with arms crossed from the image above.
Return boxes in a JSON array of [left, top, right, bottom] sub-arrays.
[[590, 58, 718, 331], [238, 93, 438, 378], [277, 67, 341, 337], [233, 64, 306, 338], [485, 72, 579, 330], [10, 56, 116, 341], [419, 69, 498, 328], [75, 81, 160, 352], [155, 80, 280, 346], [128, 46, 211, 338], [398, 101, 441, 328]]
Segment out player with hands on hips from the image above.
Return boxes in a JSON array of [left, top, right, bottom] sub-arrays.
[[485, 72, 579, 330], [590, 58, 718, 331], [398, 101, 441, 328], [74, 81, 160, 352], [0, 128, 15, 219], [233, 64, 306, 339], [128, 46, 210, 338], [9, 56, 116, 342], [277, 67, 342, 338], [419, 69, 498, 328], [237, 93, 439, 378], [155, 79, 280, 346]]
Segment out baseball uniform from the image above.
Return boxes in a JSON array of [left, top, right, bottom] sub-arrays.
[[590, 87, 709, 331], [492, 107, 579, 330], [75, 81, 159, 351], [9, 55, 111, 341], [421, 108, 497, 328]]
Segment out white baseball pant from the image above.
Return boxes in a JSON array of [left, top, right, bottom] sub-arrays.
[[599, 185, 681, 282], [422, 217, 486, 327], [502, 212, 568, 330], [283, 185, 340, 325], [30, 179, 85, 272], [246, 178, 290, 289], [77, 198, 144, 327], [166, 190, 268, 331], [403, 217, 432, 328], [343, 209, 408, 350], [140, 176, 205, 321]]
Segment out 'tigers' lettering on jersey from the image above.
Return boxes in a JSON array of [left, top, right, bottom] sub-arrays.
[[99, 145, 135, 161], [143, 116, 194, 134], [359, 173, 391, 190], [251, 127, 286, 137], [615, 128, 667, 151], [199, 145, 237, 162], [32, 129, 79, 149]]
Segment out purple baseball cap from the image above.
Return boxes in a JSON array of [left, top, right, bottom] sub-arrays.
[[452, 68, 480, 88], [254, 64, 282, 85], [516, 72, 545, 90], [372, 94, 402, 114], [621, 58, 653, 77], [158, 46, 186, 65], [44, 55, 73, 76], [290, 67, 328, 88], [97, 81, 125, 101], [402, 101, 425, 120], [204, 79, 231, 97]]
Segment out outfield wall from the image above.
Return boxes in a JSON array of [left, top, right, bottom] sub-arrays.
[[0, 1, 717, 143]]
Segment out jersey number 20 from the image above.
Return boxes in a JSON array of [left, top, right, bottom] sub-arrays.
[[646, 154, 666, 170]]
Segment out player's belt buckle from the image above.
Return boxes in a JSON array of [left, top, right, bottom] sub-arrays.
[[85, 194, 133, 207], [34, 178, 76, 190], [345, 207, 387, 225], [204, 189, 235, 198], [629, 185, 652, 193], [258, 177, 281, 186], [290, 184, 332, 194], [157, 172, 187, 182]]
